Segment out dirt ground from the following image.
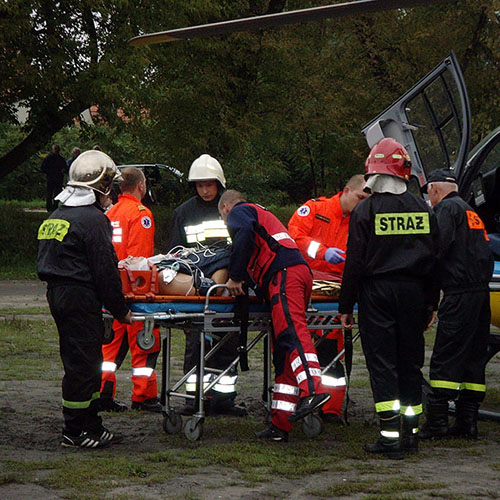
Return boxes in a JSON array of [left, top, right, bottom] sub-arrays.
[[1, 280, 500, 499]]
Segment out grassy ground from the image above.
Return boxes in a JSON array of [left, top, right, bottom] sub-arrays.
[[1, 314, 500, 500]]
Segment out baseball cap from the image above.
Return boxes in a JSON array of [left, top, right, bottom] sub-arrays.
[[421, 168, 457, 194]]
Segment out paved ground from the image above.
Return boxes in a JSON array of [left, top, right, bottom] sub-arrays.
[[0, 280, 48, 309]]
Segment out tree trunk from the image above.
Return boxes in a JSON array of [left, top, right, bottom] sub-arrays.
[[0, 100, 90, 179]]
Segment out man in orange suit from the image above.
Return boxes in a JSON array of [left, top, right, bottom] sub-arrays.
[[288, 174, 369, 422], [100, 167, 162, 413]]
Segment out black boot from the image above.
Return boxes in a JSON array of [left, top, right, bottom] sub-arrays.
[[419, 401, 449, 440], [365, 415, 404, 460], [449, 400, 479, 439], [402, 415, 419, 454]]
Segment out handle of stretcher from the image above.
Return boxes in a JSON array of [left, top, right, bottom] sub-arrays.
[[204, 284, 230, 312]]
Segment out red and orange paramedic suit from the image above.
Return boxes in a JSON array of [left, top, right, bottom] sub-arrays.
[[101, 193, 161, 404], [288, 193, 347, 416]]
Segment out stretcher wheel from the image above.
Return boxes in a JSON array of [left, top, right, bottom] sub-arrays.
[[137, 328, 156, 350], [163, 411, 182, 434], [301, 414, 323, 437], [184, 417, 203, 441]]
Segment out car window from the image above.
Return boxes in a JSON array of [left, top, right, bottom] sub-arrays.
[[478, 139, 500, 176]]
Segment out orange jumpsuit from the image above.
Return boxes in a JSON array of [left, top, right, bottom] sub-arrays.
[[101, 193, 161, 404], [288, 192, 348, 415]]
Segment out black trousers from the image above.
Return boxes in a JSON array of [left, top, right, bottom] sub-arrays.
[[183, 329, 239, 401], [47, 284, 104, 435], [46, 177, 63, 212], [358, 279, 427, 416], [429, 289, 490, 404]]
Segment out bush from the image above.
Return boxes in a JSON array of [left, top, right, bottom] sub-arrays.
[[0, 203, 47, 278], [150, 204, 174, 253], [267, 204, 298, 226]]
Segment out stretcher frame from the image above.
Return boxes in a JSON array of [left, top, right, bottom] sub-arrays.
[[104, 284, 352, 440]]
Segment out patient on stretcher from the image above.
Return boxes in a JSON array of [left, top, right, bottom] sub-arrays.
[[119, 243, 230, 297]]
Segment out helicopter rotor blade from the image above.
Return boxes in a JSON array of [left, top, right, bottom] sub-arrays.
[[130, 0, 453, 46]]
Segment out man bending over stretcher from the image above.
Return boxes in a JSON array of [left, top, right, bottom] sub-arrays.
[[219, 189, 330, 442]]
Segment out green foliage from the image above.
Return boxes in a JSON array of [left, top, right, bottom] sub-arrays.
[[0, 202, 46, 277], [1, 1, 500, 204], [0, 199, 176, 277]]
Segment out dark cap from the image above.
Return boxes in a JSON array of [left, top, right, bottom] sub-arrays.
[[421, 168, 457, 194]]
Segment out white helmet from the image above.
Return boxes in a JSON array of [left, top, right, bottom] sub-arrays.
[[68, 150, 122, 195], [188, 154, 226, 188]]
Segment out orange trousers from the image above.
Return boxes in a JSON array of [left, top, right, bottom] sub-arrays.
[[101, 320, 160, 403]]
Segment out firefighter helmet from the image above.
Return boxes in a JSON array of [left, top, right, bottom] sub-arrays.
[[365, 138, 412, 181], [68, 150, 122, 195], [188, 154, 226, 188]]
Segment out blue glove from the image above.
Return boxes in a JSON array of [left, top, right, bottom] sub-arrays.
[[324, 247, 345, 265]]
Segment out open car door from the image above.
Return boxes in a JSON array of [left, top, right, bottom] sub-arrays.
[[361, 51, 471, 190], [460, 126, 500, 234]]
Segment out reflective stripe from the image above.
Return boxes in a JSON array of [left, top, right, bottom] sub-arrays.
[[62, 391, 100, 409], [305, 353, 319, 364], [296, 371, 307, 384], [321, 375, 346, 387], [380, 430, 400, 438], [274, 384, 300, 396], [296, 368, 322, 384], [375, 400, 400, 412], [112, 227, 122, 235], [102, 362, 117, 372], [430, 379, 461, 390], [213, 383, 237, 393], [112, 236, 122, 243], [133, 367, 154, 377], [462, 382, 486, 392], [272, 232, 293, 243], [272, 400, 296, 412], [184, 220, 229, 243], [291, 353, 318, 372], [307, 241, 321, 259], [186, 374, 214, 392], [401, 404, 423, 416], [291, 357, 302, 371]]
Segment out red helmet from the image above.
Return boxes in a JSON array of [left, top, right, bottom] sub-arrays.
[[365, 138, 412, 181]]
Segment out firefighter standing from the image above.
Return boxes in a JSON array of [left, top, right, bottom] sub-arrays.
[[37, 150, 132, 448], [339, 138, 439, 458], [419, 169, 493, 440], [168, 154, 246, 416], [288, 174, 369, 422], [100, 167, 162, 413], [219, 190, 330, 442]]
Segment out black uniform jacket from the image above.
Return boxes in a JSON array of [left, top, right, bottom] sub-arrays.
[[339, 191, 439, 314], [434, 192, 493, 292], [40, 152, 67, 181], [168, 194, 225, 249], [37, 204, 129, 320]]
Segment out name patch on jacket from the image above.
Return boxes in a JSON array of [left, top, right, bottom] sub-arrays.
[[38, 219, 70, 242], [315, 214, 330, 223], [375, 213, 430, 235]]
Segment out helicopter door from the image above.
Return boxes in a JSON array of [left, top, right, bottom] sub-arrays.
[[361, 51, 471, 189]]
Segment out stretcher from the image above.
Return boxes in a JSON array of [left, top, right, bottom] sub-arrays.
[[104, 285, 352, 441]]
